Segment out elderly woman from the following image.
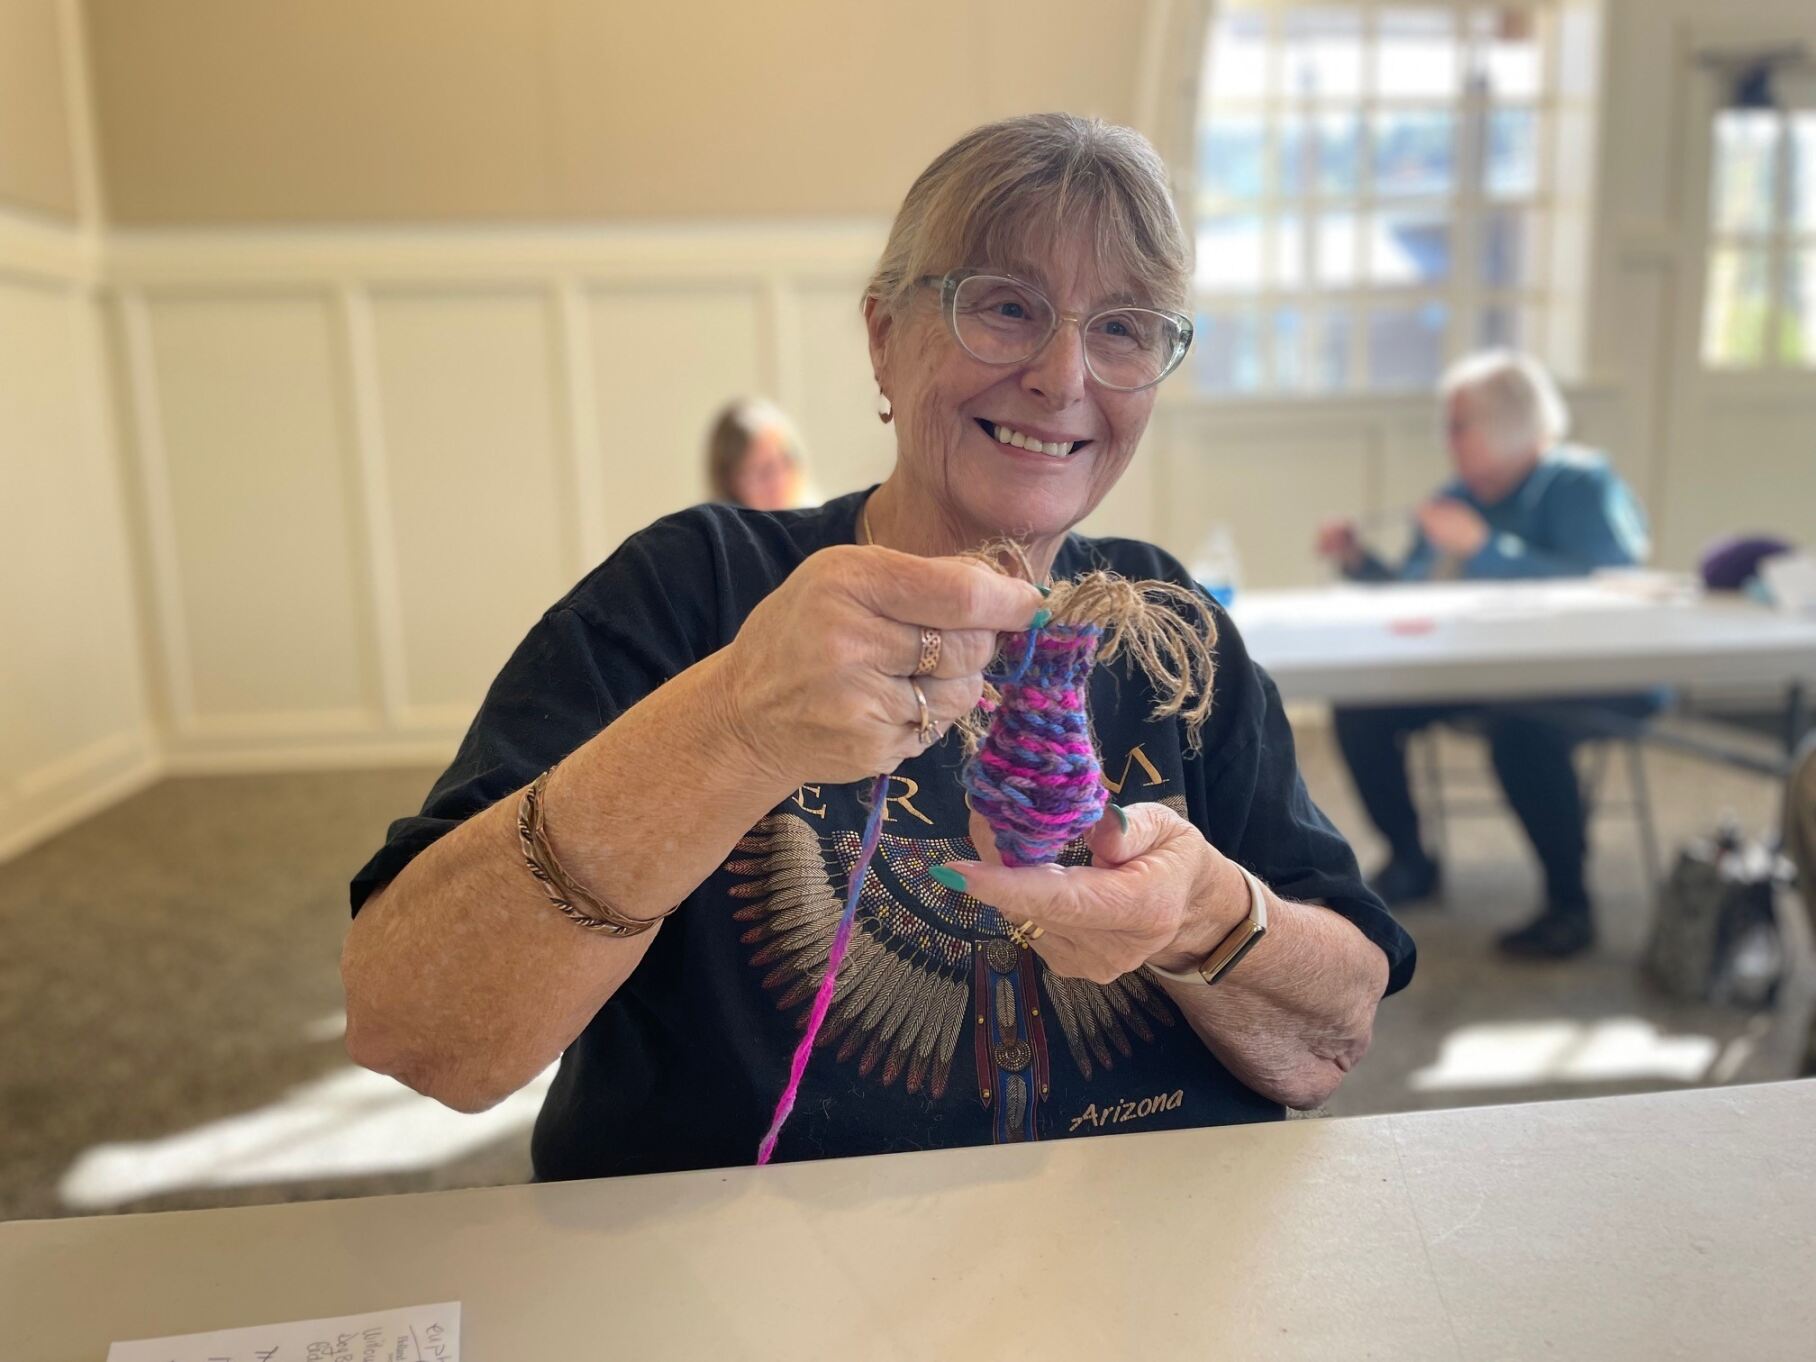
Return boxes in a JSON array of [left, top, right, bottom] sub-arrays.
[[705, 397, 810, 511], [1316, 350, 1653, 960], [345, 114, 1413, 1176]]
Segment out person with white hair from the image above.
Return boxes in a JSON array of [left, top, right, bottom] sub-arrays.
[[1314, 349, 1652, 960], [343, 115, 1411, 1178]]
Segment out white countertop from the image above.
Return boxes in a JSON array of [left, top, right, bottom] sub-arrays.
[[6, 1081, 1815, 1361]]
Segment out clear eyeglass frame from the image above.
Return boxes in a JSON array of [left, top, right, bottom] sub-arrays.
[[917, 269, 1195, 392]]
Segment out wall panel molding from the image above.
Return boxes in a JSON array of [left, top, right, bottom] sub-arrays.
[[1, 212, 151, 862], [94, 227, 886, 780], [336, 282, 410, 725]]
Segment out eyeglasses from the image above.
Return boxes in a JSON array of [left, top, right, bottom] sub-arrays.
[[918, 270, 1193, 392]]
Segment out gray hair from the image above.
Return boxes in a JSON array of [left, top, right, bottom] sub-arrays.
[[1439, 349, 1571, 453], [864, 114, 1191, 319]]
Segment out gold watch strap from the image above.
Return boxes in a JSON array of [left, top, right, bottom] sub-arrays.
[[1146, 864, 1269, 987]]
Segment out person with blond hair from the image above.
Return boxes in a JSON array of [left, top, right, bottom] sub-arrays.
[[1316, 350, 1653, 959]]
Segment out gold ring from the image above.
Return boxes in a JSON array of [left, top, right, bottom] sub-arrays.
[[912, 627, 943, 677], [1007, 919, 1044, 948], [910, 679, 937, 747]]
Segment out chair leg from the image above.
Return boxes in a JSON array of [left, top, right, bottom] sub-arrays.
[[1417, 730, 1451, 869], [1581, 741, 1609, 806], [1625, 738, 1662, 892]]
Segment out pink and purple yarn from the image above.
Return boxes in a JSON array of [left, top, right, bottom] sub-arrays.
[[960, 622, 1108, 866], [756, 619, 1109, 1164], [756, 770, 890, 1165]]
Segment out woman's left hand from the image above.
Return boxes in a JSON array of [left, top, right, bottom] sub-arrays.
[[953, 802, 1250, 985]]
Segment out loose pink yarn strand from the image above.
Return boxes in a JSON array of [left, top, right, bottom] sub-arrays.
[[755, 772, 891, 1165]]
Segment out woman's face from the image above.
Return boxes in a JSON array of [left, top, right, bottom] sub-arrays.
[[733, 426, 801, 512], [868, 235, 1160, 545], [1445, 389, 1536, 504]]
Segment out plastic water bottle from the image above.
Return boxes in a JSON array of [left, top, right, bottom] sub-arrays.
[[1192, 524, 1242, 608]]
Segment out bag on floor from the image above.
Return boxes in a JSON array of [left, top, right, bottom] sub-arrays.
[[1644, 825, 1790, 1009]]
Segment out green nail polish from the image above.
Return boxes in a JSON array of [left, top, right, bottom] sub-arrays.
[[1036, 583, 1051, 598], [930, 864, 968, 893], [1109, 802, 1129, 834], [1030, 608, 1052, 630]]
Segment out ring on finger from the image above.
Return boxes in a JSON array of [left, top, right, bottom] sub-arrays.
[[1007, 919, 1045, 948], [910, 679, 938, 747], [912, 626, 943, 678]]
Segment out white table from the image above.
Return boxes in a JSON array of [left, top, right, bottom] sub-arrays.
[[1231, 577, 1816, 709], [6, 1082, 1815, 1361]]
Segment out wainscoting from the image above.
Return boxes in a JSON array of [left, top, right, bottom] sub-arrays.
[[101, 226, 901, 772]]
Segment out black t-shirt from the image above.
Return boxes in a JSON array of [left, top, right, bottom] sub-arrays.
[[350, 489, 1414, 1177]]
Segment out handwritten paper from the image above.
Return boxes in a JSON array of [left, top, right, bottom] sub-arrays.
[[106, 1300, 459, 1362]]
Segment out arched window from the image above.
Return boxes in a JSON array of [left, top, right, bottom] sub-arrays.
[[1192, 1, 1602, 396]]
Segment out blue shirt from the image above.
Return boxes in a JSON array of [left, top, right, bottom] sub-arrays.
[[1358, 446, 1650, 582]]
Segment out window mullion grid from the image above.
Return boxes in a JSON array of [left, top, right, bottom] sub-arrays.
[[1451, 4, 1485, 362], [1285, 12, 1314, 394], [1352, 0, 1380, 390], [1298, 88, 1319, 391], [1767, 107, 1794, 369], [1195, 0, 1572, 395], [1259, 2, 1285, 392], [1532, 3, 1557, 356]]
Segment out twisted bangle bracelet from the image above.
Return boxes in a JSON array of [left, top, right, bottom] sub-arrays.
[[517, 767, 676, 937]]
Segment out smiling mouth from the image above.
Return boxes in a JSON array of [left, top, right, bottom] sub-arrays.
[[975, 418, 1090, 459]]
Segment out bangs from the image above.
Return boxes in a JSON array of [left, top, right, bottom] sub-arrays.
[[958, 187, 1187, 312], [870, 115, 1191, 319]]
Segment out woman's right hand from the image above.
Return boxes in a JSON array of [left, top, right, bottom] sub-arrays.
[[1314, 517, 1362, 570], [717, 544, 1047, 788]]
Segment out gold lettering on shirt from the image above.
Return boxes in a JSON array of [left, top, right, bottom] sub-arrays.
[[793, 784, 827, 819], [1067, 1089, 1185, 1133], [1099, 744, 1166, 795], [883, 775, 935, 826]]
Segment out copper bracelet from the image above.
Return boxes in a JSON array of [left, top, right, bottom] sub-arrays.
[[517, 768, 675, 937]]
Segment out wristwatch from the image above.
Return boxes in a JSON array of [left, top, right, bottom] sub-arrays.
[[1146, 863, 1269, 986]]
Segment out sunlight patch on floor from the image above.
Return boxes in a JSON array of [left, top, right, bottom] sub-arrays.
[[1410, 1017, 1720, 1092], [58, 1065, 555, 1210]]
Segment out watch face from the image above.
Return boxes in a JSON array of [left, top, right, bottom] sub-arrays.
[[1207, 925, 1266, 983]]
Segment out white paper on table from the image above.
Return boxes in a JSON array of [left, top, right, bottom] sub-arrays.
[[105, 1300, 460, 1361]]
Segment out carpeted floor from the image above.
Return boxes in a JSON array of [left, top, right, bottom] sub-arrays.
[[0, 720, 1794, 1221]]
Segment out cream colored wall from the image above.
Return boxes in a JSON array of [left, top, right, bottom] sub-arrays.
[[0, 0, 153, 862], [0, 0, 78, 218], [0, 245, 155, 859], [9, 0, 1816, 849], [84, 0, 1144, 224]]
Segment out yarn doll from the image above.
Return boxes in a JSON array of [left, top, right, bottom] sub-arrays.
[[757, 564, 1218, 1163]]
